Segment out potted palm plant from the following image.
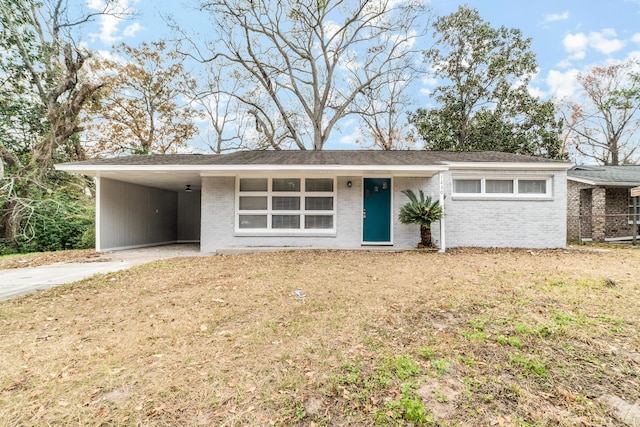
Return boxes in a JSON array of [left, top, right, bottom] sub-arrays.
[[398, 189, 443, 249]]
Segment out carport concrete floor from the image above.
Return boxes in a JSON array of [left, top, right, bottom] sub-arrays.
[[0, 244, 205, 301]]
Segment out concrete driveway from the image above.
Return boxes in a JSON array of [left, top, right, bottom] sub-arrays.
[[0, 244, 205, 301]]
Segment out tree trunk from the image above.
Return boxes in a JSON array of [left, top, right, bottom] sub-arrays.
[[419, 225, 433, 248]]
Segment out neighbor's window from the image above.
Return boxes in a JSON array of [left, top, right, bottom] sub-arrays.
[[628, 195, 640, 223], [452, 177, 551, 197], [237, 177, 336, 232]]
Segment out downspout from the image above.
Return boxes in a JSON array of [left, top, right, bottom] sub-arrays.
[[439, 171, 446, 253], [95, 176, 102, 252]]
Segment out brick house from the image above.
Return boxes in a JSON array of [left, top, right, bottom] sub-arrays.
[[56, 150, 571, 252], [567, 166, 640, 242]]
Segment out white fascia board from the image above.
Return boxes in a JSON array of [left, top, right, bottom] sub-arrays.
[[56, 163, 449, 175], [566, 176, 597, 185], [444, 162, 573, 171], [55, 164, 214, 174], [567, 176, 640, 187]]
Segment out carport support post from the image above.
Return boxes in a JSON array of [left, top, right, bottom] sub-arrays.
[[438, 172, 446, 253], [95, 176, 102, 252]]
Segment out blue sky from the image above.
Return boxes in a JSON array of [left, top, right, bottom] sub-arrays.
[[81, 0, 640, 150]]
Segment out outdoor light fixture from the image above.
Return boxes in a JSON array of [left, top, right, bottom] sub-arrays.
[[185, 184, 193, 193], [347, 181, 352, 188]]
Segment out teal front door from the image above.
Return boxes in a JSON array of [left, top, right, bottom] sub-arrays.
[[363, 178, 392, 243]]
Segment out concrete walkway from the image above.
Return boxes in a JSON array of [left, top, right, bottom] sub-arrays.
[[0, 244, 205, 301]]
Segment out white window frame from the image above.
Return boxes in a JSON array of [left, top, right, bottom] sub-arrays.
[[451, 175, 553, 199], [235, 176, 337, 234], [628, 194, 640, 224]]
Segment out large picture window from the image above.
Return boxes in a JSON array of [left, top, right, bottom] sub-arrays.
[[237, 177, 335, 232], [452, 176, 551, 198]]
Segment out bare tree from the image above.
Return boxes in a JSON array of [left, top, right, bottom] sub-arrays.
[[179, 63, 264, 153], [563, 61, 640, 165], [354, 69, 416, 150], [179, 0, 430, 150]]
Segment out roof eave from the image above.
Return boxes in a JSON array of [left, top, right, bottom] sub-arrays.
[[55, 163, 450, 175], [567, 176, 640, 187], [443, 161, 572, 171]]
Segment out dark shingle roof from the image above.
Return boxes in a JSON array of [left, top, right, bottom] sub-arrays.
[[60, 150, 565, 167], [568, 165, 640, 186]]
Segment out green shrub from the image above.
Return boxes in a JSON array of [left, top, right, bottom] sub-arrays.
[[15, 188, 95, 253]]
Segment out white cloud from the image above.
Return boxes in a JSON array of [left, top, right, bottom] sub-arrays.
[[338, 125, 364, 146], [626, 50, 640, 63], [86, 0, 137, 45], [123, 23, 143, 38], [546, 69, 580, 100], [544, 10, 569, 23], [563, 32, 588, 58], [95, 14, 122, 44], [589, 29, 625, 55], [555, 58, 573, 69], [86, 0, 104, 8], [562, 29, 625, 64], [632, 33, 640, 44], [527, 86, 546, 99], [420, 75, 437, 86]]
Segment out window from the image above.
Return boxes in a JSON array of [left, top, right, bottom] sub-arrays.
[[454, 179, 481, 193], [518, 180, 547, 194], [452, 177, 551, 197], [237, 177, 336, 232], [629, 195, 640, 223], [486, 179, 514, 194]]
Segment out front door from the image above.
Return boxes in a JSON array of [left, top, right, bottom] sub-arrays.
[[363, 178, 392, 244]]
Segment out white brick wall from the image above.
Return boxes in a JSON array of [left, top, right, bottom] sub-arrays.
[[443, 169, 567, 248], [200, 176, 235, 252], [199, 170, 567, 252]]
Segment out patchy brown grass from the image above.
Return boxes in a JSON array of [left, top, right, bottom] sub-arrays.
[[1, 248, 639, 426], [0, 249, 104, 270]]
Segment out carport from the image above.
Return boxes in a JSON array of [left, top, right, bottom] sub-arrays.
[[57, 158, 202, 252]]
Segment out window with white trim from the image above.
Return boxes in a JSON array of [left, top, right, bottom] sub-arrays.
[[452, 176, 551, 197], [628, 195, 640, 224], [236, 177, 336, 232]]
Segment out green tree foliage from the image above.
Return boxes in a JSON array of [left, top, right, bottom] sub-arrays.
[[408, 6, 564, 159], [0, 0, 114, 252]]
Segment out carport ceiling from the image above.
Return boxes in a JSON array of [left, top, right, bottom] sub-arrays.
[[95, 170, 202, 192]]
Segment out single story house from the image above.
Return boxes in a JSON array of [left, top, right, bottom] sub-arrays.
[[567, 165, 640, 242], [56, 150, 571, 253]]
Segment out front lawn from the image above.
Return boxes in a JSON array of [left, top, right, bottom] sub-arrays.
[[1, 248, 638, 425]]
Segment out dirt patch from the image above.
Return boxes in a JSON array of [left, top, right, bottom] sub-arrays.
[[0, 248, 639, 425]]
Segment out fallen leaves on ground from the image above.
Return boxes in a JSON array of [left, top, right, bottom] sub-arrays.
[[1, 247, 639, 426]]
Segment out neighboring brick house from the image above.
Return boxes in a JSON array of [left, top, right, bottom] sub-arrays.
[[56, 150, 571, 252], [567, 166, 640, 242]]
